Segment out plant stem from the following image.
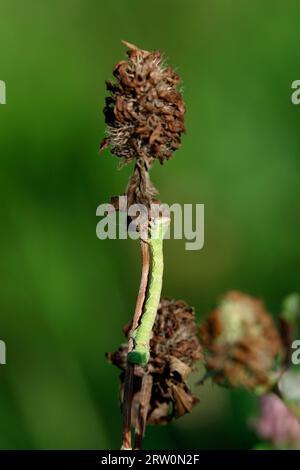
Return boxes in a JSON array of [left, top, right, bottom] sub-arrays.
[[121, 364, 134, 450], [134, 374, 153, 450], [121, 239, 150, 450], [129, 240, 150, 341]]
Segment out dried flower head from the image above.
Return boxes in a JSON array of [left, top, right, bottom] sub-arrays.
[[102, 41, 185, 166], [200, 291, 284, 392], [107, 298, 202, 426], [101, 41, 186, 209]]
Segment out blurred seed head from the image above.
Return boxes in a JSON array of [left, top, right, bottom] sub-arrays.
[[200, 291, 284, 392]]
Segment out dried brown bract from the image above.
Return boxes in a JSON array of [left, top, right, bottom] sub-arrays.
[[200, 291, 284, 392], [107, 298, 202, 426]]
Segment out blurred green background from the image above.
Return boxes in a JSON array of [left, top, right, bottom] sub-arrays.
[[0, 0, 300, 450]]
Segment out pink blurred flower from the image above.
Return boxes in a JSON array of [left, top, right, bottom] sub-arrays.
[[254, 394, 300, 449]]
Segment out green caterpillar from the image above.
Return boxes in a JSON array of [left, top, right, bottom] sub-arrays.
[[127, 217, 170, 367]]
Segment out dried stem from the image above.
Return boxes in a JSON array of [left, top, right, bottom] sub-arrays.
[[121, 239, 150, 450], [134, 374, 153, 450], [121, 364, 135, 450], [129, 240, 150, 342]]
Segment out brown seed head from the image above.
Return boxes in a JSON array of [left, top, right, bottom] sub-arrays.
[[107, 298, 202, 425], [102, 41, 186, 166], [200, 291, 284, 392]]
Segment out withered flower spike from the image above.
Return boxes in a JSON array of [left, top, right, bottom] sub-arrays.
[[107, 298, 202, 427], [102, 41, 186, 207]]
